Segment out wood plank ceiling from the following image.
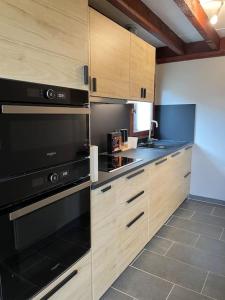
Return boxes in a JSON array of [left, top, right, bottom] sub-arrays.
[[107, 0, 225, 63]]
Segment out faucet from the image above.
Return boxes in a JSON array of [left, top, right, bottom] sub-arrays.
[[148, 120, 159, 143]]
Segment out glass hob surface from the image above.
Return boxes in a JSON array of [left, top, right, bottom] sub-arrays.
[[99, 155, 142, 172]]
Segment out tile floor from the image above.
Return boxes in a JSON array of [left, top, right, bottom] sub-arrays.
[[101, 198, 225, 300]]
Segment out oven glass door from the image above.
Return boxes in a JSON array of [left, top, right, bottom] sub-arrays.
[[0, 105, 89, 180], [0, 182, 90, 300]]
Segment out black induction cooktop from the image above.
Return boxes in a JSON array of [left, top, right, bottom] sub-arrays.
[[99, 155, 142, 173]]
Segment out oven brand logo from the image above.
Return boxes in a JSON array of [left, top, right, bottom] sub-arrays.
[[46, 152, 57, 157]]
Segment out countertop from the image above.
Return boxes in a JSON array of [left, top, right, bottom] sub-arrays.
[[91, 140, 193, 189]]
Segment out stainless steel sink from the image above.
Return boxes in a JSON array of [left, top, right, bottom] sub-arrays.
[[138, 140, 186, 150]]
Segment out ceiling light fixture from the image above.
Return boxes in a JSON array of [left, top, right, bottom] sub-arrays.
[[208, 0, 225, 25]]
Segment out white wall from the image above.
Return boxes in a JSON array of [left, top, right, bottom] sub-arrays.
[[156, 56, 225, 201]]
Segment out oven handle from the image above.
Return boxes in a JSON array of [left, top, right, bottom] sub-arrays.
[[1, 105, 90, 115], [9, 180, 91, 221]]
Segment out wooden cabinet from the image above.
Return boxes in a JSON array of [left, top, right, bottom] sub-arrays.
[[89, 8, 130, 99], [0, 0, 89, 89], [130, 34, 156, 102], [89, 8, 156, 101], [33, 253, 92, 300]]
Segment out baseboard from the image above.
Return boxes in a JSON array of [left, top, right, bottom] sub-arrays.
[[189, 194, 225, 207]]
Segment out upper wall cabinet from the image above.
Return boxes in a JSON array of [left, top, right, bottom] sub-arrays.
[[130, 34, 156, 102], [89, 8, 156, 101], [89, 8, 130, 99], [0, 0, 89, 90]]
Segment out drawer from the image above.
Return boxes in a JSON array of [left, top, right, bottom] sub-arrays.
[[33, 252, 92, 300], [116, 167, 150, 203]]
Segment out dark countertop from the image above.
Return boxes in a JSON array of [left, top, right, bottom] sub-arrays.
[[92, 140, 193, 189]]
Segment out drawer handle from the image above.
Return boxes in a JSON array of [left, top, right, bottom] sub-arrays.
[[126, 212, 144, 228], [141, 87, 144, 98], [127, 169, 144, 180], [171, 151, 181, 158], [40, 270, 78, 300], [92, 77, 97, 92], [155, 158, 167, 166], [83, 65, 89, 85], [185, 146, 192, 150], [184, 171, 191, 178], [144, 88, 147, 98], [127, 191, 145, 204], [101, 185, 112, 193]]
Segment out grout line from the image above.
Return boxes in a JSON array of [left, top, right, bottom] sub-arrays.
[[219, 227, 225, 240], [210, 207, 216, 216], [189, 210, 196, 220], [111, 287, 137, 299], [165, 284, 175, 300], [200, 271, 209, 294], [192, 234, 201, 247], [163, 241, 175, 256]]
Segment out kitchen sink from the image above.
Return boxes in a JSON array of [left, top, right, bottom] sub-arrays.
[[138, 140, 187, 150]]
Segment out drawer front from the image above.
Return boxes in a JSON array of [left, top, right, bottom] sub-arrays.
[[116, 167, 150, 203], [33, 253, 92, 300]]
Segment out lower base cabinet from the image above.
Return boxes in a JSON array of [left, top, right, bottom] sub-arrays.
[[33, 252, 92, 300], [91, 146, 192, 299]]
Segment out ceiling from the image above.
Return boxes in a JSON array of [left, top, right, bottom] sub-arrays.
[[89, 0, 225, 63]]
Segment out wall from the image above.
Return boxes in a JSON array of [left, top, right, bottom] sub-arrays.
[[91, 103, 131, 152], [155, 56, 225, 201]]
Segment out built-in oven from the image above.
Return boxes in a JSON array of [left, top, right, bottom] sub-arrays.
[[0, 78, 90, 209], [0, 180, 90, 300]]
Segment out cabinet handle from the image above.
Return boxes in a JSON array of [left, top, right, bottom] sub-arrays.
[[83, 65, 89, 85], [171, 151, 181, 158], [141, 88, 144, 98], [127, 212, 144, 228], [144, 88, 147, 98], [127, 191, 144, 204], [185, 146, 192, 150], [40, 270, 78, 300], [127, 169, 144, 180], [101, 185, 111, 193], [184, 171, 191, 178], [155, 158, 167, 166], [92, 78, 97, 92]]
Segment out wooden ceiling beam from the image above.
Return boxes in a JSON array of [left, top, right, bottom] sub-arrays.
[[107, 0, 185, 55], [157, 38, 225, 64], [174, 0, 220, 50]]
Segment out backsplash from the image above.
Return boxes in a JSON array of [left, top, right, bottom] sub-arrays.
[[154, 104, 196, 142], [90, 103, 131, 152]]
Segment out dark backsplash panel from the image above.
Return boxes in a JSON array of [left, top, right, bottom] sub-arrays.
[[90, 103, 131, 152], [154, 104, 196, 142]]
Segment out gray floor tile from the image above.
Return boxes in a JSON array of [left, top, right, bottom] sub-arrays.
[[168, 285, 212, 300], [202, 272, 225, 300], [145, 236, 173, 255], [195, 235, 225, 257], [157, 225, 199, 246], [167, 243, 225, 276], [189, 195, 225, 207], [213, 206, 225, 219], [221, 230, 225, 241], [180, 199, 214, 214], [113, 266, 172, 300], [133, 251, 207, 292], [173, 208, 194, 219], [167, 216, 223, 239], [191, 211, 225, 228], [101, 288, 133, 300]]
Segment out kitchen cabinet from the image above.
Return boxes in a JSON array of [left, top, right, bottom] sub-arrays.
[[0, 0, 89, 89], [130, 34, 156, 102], [89, 8, 130, 99], [33, 252, 92, 300], [89, 8, 156, 101]]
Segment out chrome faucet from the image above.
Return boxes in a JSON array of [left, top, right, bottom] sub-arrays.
[[148, 120, 159, 142]]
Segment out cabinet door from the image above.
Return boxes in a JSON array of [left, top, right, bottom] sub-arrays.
[[0, 0, 89, 89], [33, 253, 92, 300], [89, 8, 130, 99], [91, 182, 119, 300], [130, 34, 155, 102]]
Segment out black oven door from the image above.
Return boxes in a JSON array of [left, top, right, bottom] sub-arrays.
[[0, 181, 90, 300], [0, 105, 89, 180]]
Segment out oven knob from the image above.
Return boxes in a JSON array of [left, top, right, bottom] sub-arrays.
[[49, 173, 59, 183], [45, 89, 56, 100]]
